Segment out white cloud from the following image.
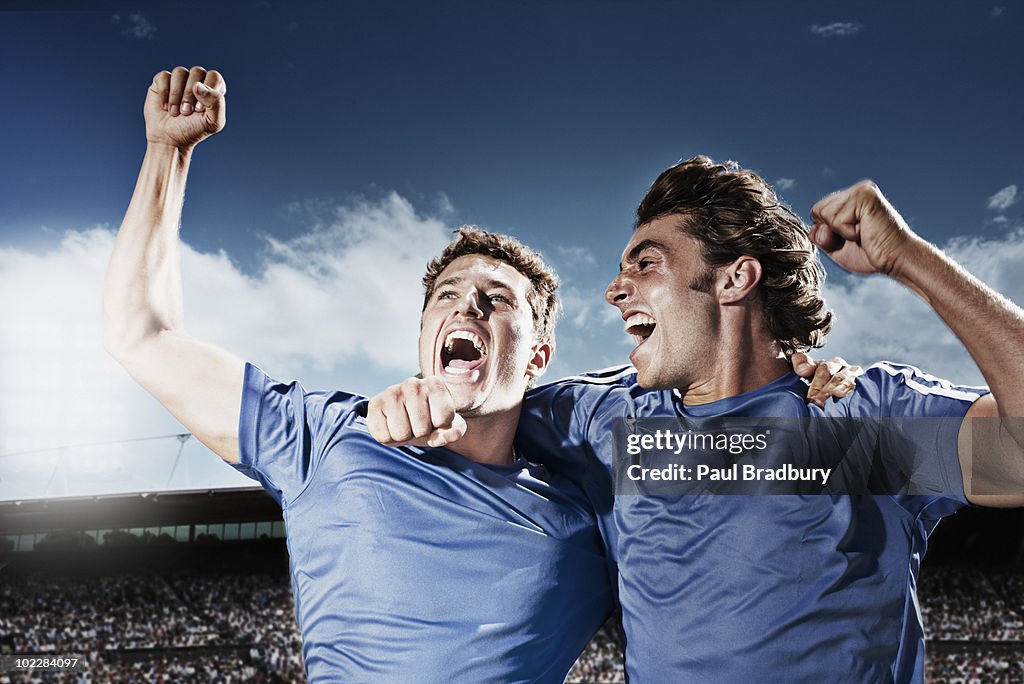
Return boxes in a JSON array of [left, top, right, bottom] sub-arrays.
[[558, 284, 608, 330], [193, 192, 451, 375], [819, 228, 1024, 386], [0, 228, 204, 498], [120, 12, 157, 40], [436, 192, 456, 217], [810, 22, 863, 38], [987, 184, 1018, 211], [0, 193, 451, 497], [774, 177, 796, 191], [992, 6, 1006, 17], [7, 192, 1022, 498], [555, 244, 597, 269]]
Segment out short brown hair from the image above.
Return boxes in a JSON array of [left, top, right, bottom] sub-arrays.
[[422, 226, 560, 347], [637, 155, 833, 355]]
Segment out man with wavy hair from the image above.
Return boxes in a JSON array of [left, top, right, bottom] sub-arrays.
[[372, 156, 1024, 682]]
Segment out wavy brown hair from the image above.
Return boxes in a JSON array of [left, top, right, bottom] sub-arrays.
[[422, 226, 560, 348], [636, 156, 833, 354]]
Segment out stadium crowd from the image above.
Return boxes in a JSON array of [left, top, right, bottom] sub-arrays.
[[1, 566, 1021, 682], [0, 572, 303, 683], [920, 568, 1024, 641], [926, 650, 1024, 684]]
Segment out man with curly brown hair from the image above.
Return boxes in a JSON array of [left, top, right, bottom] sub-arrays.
[[103, 66, 620, 682]]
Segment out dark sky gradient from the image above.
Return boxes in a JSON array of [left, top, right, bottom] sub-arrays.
[[3, 1, 1021, 271], [1, 0, 1022, 497]]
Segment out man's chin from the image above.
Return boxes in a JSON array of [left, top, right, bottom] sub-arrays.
[[635, 366, 673, 390], [446, 387, 485, 416], [449, 390, 521, 419]]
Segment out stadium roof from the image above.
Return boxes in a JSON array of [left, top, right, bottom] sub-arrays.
[[0, 487, 279, 535]]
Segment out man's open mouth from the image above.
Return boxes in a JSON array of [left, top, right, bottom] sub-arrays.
[[625, 313, 657, 348], [440, 330, 488, 375]]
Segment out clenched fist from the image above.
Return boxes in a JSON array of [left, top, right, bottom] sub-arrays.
[[809, 180, 923, 277], [145, 66, 226, 150], [366, 377, 468, 449]]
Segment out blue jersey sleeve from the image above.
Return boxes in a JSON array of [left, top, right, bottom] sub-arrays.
[[518, 366, 639, 545], [519, 366, 637, 469], [232, 363, 365, 506], [831, 362, 989, 516]]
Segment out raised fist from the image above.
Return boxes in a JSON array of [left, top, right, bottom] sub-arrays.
[[145, 66, 226, 150], [809, 180, 919, 277]]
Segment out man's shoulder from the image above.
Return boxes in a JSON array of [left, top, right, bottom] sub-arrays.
[[539, 365, 640, 388], [524, 365, 640, 413], [863, 361, 985, 398], [826, 361, 987, 417], [244, 362, 368, 417]]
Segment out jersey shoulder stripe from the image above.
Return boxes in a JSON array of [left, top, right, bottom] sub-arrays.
[[871, 361, 986, 402], [541, 365, 638, 387]]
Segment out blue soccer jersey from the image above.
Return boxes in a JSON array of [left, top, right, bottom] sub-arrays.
[[518, 362, 987, 683], [233, 364, 614, 683]]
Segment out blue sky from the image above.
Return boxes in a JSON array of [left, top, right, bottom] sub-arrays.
[[1, 1, 1022, 499]]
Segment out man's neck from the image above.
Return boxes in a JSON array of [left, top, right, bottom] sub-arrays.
[[447, 405, 522, 466], [677, 312, 792, 406], [678, 355, 791, 406]]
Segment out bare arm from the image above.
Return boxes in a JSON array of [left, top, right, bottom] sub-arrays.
[[892, 240, 1024, 506], [103, 66, 244, 463], [811, 182, 1024, 506]]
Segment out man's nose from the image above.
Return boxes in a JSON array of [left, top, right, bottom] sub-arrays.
[[456, 291, 485, 318], [605, 273, 633, 306]]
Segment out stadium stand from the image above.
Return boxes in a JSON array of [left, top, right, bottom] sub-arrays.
[[1, 491, 1021, 683]]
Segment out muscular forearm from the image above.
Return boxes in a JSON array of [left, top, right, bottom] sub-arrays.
[[103, 143, 193, 357], [891, 236, 1024, 418], [812, 182, 1024, 499]]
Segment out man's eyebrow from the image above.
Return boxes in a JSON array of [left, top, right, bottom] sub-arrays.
[[434, 276, 464, 291], [484, 279, 521, 302], [619, 239, 668, 271], [484, 279, 515, 293], [433, 276, 518, 300]]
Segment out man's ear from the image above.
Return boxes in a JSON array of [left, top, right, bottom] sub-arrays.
[[717, 256, 762, 304], [526, 342, 553, 379]]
